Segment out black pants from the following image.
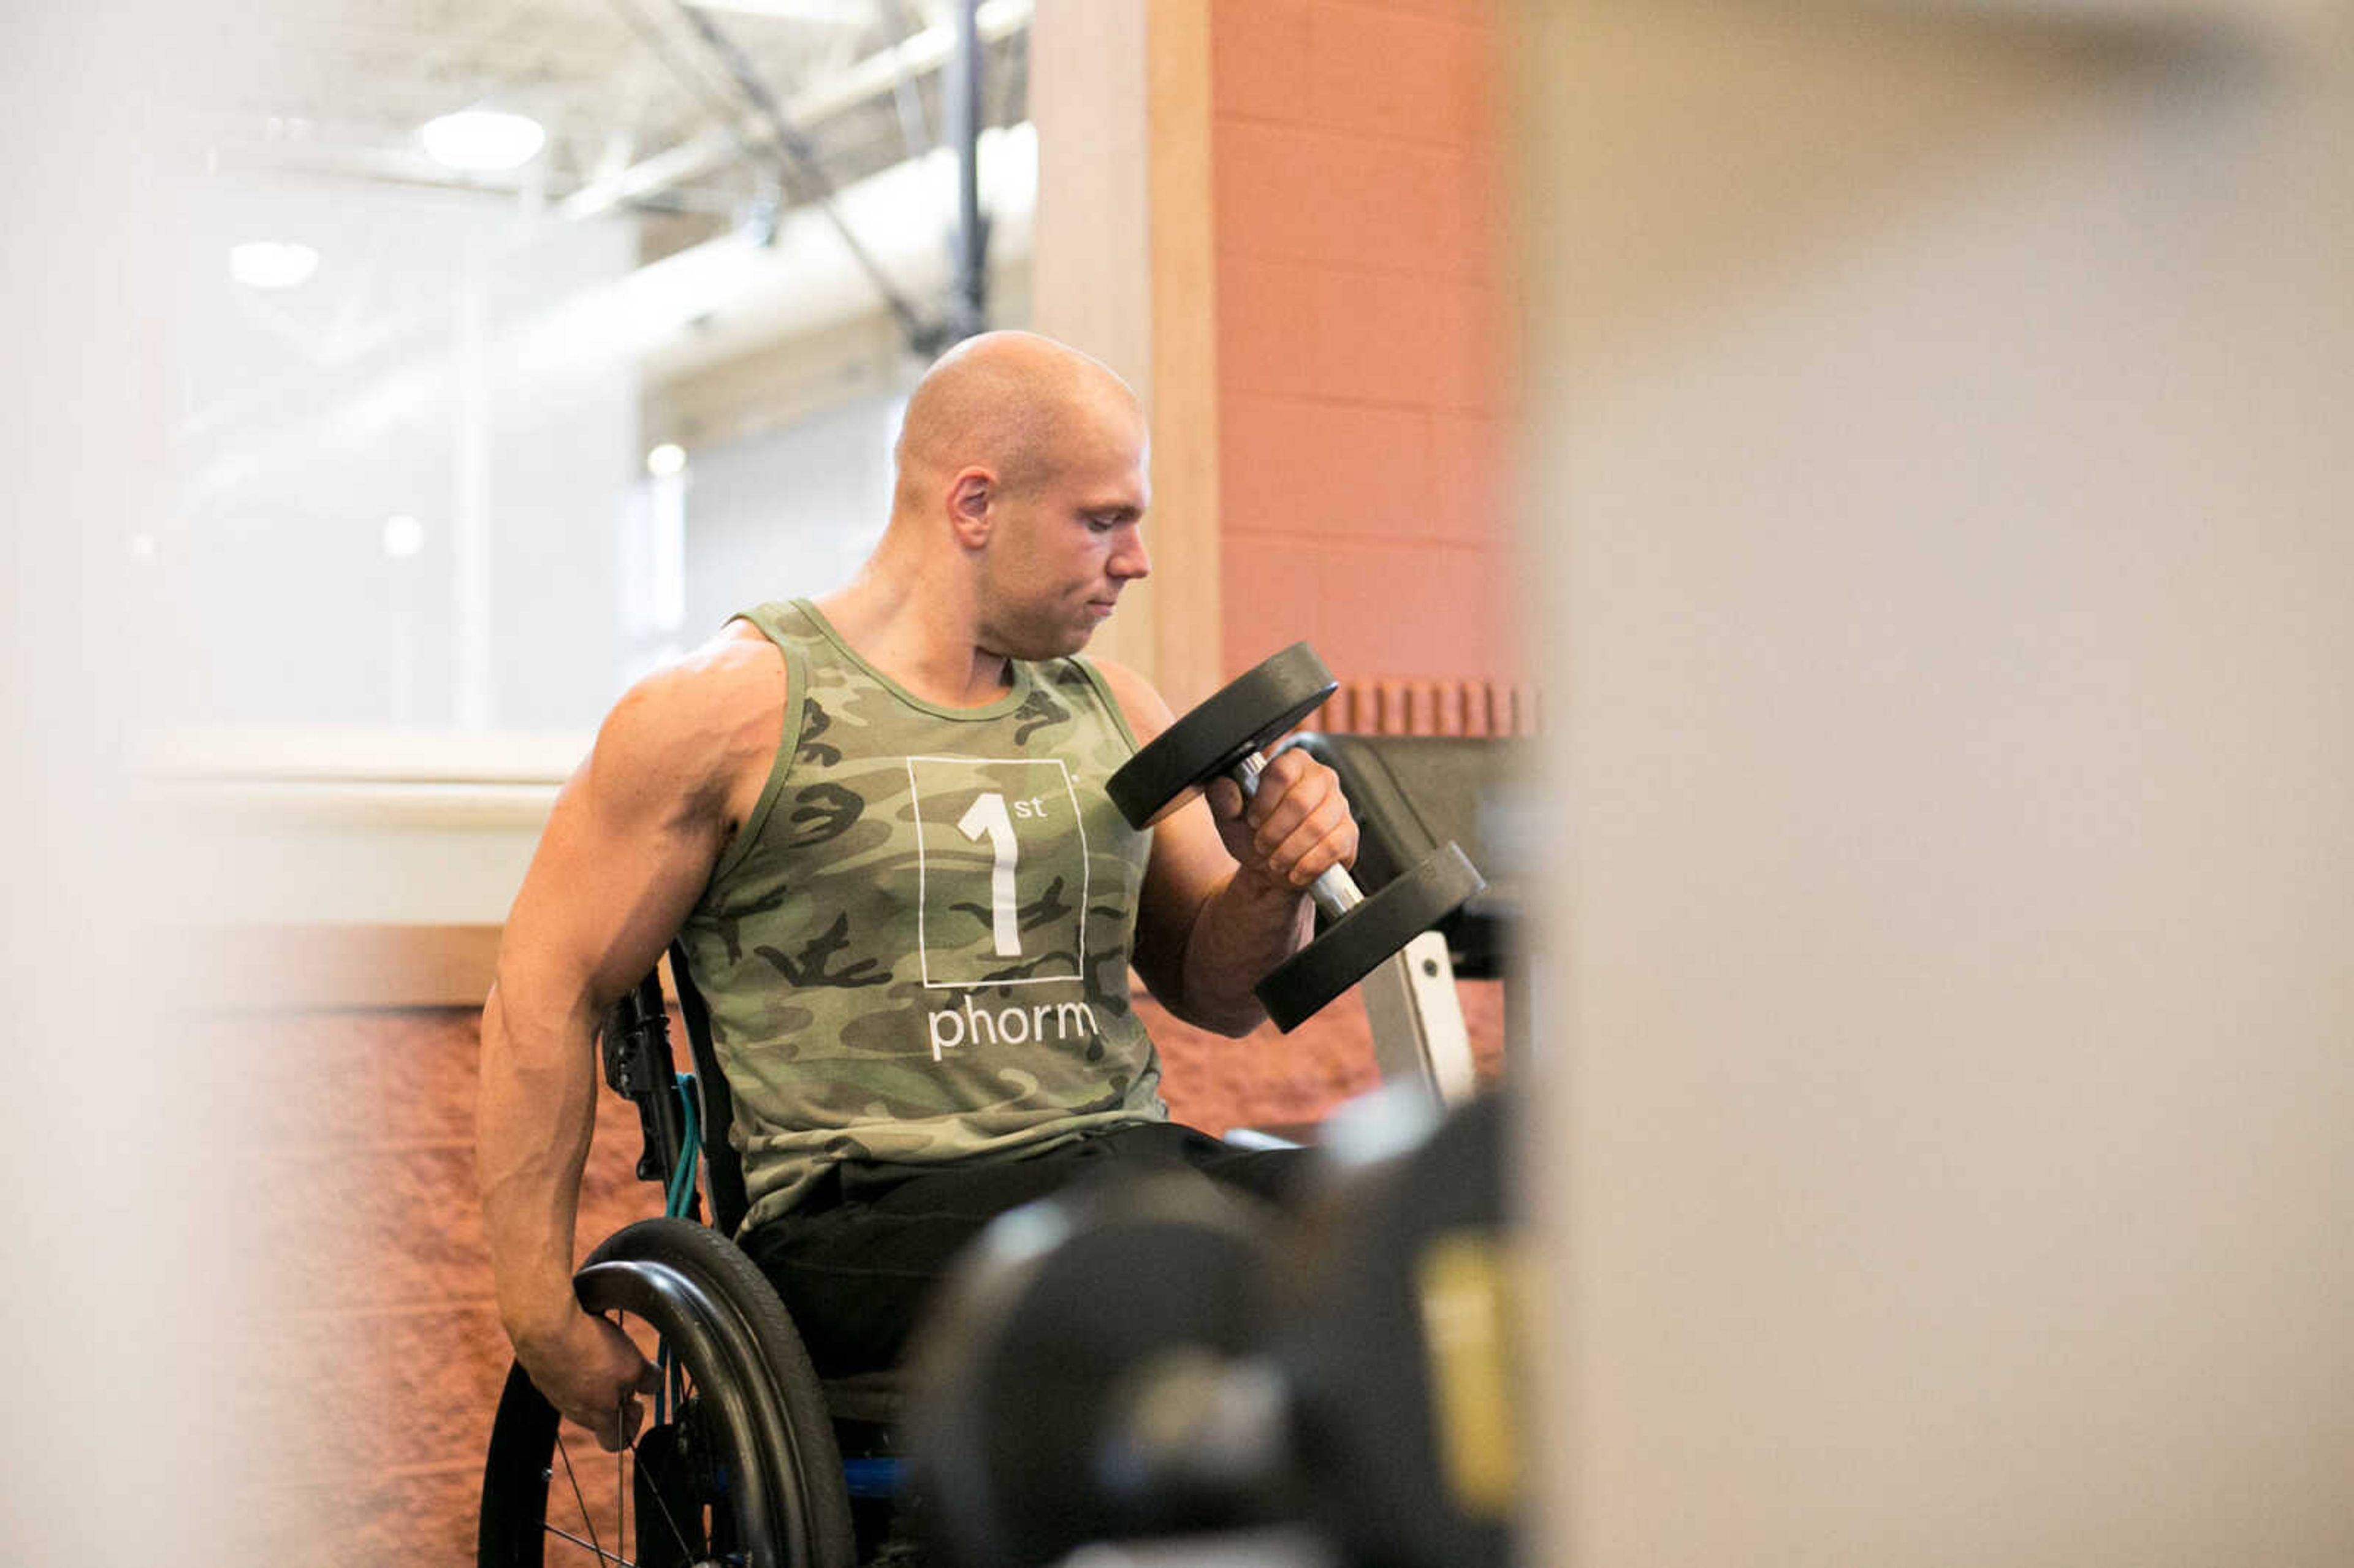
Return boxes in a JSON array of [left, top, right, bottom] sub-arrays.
[[737, 1121, 1309, 1379]]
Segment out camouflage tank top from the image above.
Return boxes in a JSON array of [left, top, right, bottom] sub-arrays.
[[676, 598, 1169, 1234]]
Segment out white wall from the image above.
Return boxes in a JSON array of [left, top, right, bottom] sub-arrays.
[[678, 387, 910, 638], [1520, 4, 2353, 1564]]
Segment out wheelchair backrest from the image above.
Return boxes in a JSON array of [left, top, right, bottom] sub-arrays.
[[668, 940, 753, 1236]]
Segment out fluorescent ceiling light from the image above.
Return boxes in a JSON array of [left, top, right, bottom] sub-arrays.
[[419, 109, 547, 172], [229, 240, 319, 290], [646, 443, 688, 478], [382, 514, 425, 559]]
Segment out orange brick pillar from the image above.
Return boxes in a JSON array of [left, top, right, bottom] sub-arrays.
[[1034, 0, 1517, 729], [1209, 0, 1517, 722]]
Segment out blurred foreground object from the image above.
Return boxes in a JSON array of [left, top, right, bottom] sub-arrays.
[[0, 5, 273, 1564], [1517, 2, 2354, 1564], [910, 1091, 1520, 1568]]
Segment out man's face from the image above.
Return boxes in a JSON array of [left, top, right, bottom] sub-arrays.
[[979, 402, 1152, 660]]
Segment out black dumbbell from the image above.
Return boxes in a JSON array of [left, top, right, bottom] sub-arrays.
[[1106, 643, 1486, 1030], [905, 1180, 1287, 1568], [906, 1097, 1520, 1568]]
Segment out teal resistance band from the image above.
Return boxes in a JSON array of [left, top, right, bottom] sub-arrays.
[[656, 1072, 701, 1426], [665, 1072, 701, 1219]]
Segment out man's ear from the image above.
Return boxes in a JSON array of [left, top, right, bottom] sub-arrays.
[[948, 467, 994, 549]]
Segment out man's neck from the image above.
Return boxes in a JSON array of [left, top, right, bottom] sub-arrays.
[[815, 567, 1015, 709]]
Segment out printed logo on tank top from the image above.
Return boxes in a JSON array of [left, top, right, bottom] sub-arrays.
[[904, 755, 1099, 1060]]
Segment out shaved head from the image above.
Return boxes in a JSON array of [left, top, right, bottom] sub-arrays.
[[893, 330, 1141, 511], [855, 330, 1152, 661]]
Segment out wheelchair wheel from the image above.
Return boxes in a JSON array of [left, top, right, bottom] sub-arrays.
[[479, 1217, 858, 1568]]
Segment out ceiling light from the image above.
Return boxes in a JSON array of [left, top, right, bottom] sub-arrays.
[[419, 109, 547, 172], [229, 240, 319, 290], [383, 514, 425, 559], [646, 443, 688, 478]]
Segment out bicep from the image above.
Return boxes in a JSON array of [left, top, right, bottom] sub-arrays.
[[1089, 658, 1238, 1001], [1129, 793, 1236, 1000]]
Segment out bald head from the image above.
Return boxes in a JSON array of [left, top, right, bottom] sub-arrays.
[[893, 331, 1141, 514]]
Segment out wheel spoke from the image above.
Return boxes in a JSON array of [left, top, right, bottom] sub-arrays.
[[543, 1521, 639, 1567], [552, 1431, 615, 1567]]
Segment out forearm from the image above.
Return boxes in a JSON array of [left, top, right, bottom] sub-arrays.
[[476, 979, 602, 1352], [1170, 866, 1316, 1036]]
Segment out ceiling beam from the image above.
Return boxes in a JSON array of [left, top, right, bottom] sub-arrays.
[[557, 0, 1029, 221]]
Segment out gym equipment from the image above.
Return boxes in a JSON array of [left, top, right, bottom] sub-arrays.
[[1287, 731, 1528, 1104], [1274, 1094, 1515, 1568], [906, 1182, 1287, 1568], [907, 1093, 1519, 1568], [1282, 733, 1524, 986], [1105, 644, 1487, 1031]]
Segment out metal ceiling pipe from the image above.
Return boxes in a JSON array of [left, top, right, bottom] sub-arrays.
[[940, 0, 990, 348], [558, 0, 1033, 223]]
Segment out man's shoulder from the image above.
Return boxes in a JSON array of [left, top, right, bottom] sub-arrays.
[[1074, 653, 1178, 744], [594, 630, 789, 800], [624, 627, 785, 714]]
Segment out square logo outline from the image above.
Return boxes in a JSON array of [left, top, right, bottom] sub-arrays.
[[905, 754, 1092, 989]]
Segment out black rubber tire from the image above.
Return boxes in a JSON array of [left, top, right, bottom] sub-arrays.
[[478, 1217, 858, 1568]]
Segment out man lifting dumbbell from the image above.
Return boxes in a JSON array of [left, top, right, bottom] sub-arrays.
[[476, 330, 1363, 1452]]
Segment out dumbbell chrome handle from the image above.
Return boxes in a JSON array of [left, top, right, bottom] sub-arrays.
[[1230, 752, 1364, 919]]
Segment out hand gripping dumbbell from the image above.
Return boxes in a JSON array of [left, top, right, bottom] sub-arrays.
[[1105, 643, 1486, 1031]]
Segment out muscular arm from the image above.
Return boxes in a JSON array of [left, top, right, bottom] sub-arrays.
[[1095, 659, 1357, 1037], [476, 637, 782, 1448]]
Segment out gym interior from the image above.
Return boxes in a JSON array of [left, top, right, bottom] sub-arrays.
[[5, 2, 2350, 1565]]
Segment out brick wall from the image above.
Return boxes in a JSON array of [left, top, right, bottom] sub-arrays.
[[1207, 0, 1515, 693]]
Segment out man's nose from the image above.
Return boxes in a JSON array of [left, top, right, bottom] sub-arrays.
[[1111, 529, 1151, 581]]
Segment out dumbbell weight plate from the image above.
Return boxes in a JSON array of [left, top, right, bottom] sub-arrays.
[[1107, 643, 1338, 829], [905, 1179, 1279, 1568], [1255, 841, 1486, 1033], [1277, 1094, 1515, 1568]]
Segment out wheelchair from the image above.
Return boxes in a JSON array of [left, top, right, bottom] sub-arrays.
[[476, 729, 1525, 1568], [478, 941, 888, 1568]]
